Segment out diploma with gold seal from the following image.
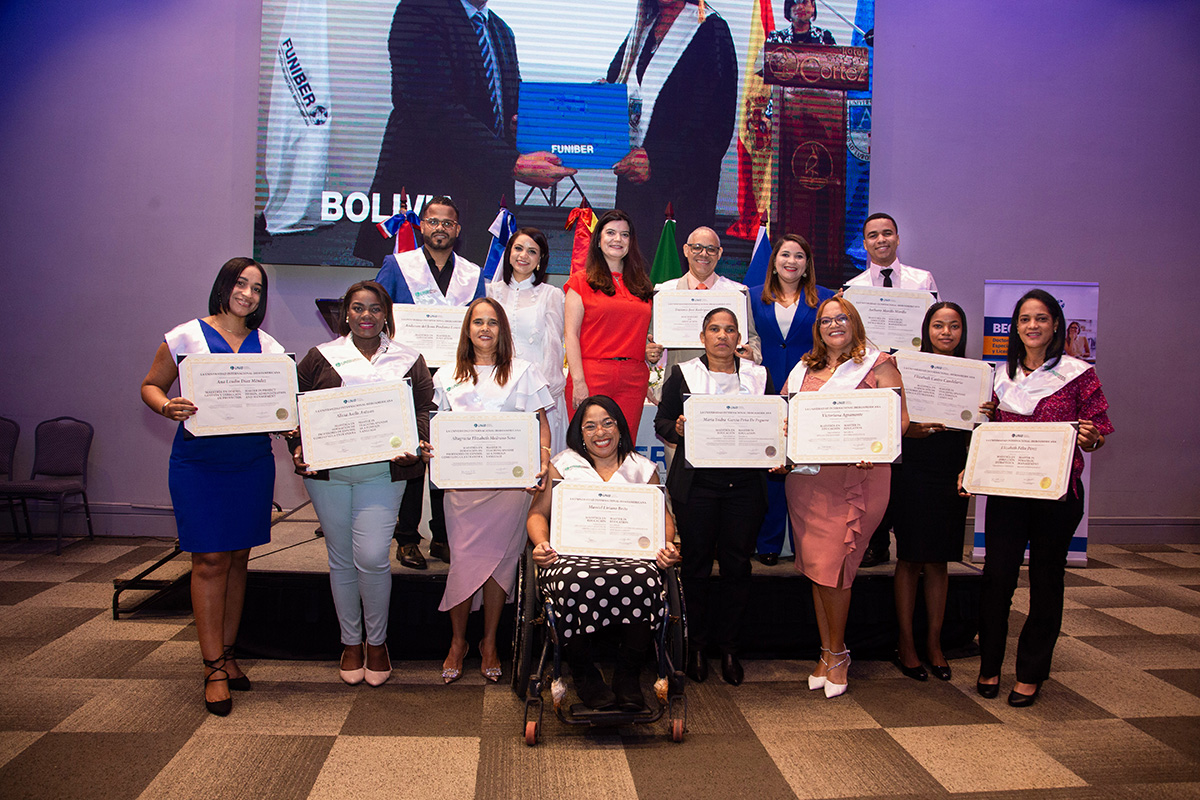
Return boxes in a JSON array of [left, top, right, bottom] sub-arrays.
[[683, 394, 787, 468], [962, 422, 1077, 500], [653, 289, 749, 348], [787, 388, 902, 464], [297, 379, 420, 471], [550, 482, 666, 560], [391, 305, 468, 369], [179, 353, 298, 437], [842, 286, 933, 352], [893, 351, 994, 430], [429, 412, 540, 489]]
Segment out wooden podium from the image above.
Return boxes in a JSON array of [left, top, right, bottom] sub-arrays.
[[764, 44, 870, 288]]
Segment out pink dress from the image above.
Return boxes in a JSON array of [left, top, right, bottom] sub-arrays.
[[784, 353, 894, 588]]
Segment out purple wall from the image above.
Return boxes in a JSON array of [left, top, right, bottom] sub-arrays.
[[0, 0, 1196, 537]]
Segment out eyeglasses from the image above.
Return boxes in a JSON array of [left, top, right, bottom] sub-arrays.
[[818, 314, 850, 328], [422, 217, 459, 230], [685, 243, 720, 256], [581, 419, 618, 433]]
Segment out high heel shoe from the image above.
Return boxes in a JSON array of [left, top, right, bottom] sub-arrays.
[[823, 649, 850, 698], [976, 677, 1000, 699], [202, 656, 232, 716], [1007, 683, 1041, 707], [808, 648, 830, 690], [928, 663, 952, 682], [339, 644, 365, 686], [364, 644, 392, 687], [892, 651, 928, 682], [442, 644, 466, 684], [223, 645, 252, 691], [479, 643, 502, 682]]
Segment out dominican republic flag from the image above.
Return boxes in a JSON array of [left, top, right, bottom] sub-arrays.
[[482, 206, 517, 280], [377, 209, 420, 254], [741, 224, 772, 289], [725, 0, 775, 241]]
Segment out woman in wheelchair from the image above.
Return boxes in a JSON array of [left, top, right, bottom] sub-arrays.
[[526, 396, 679, 711]]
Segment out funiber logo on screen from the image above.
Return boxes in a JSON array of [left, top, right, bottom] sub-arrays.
[[551, 144, 595, 154]]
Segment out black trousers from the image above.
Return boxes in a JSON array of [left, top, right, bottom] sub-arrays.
[[392, 470, 447, 547], [675, 473, 767, 654], [978, 482, 1085, 684]]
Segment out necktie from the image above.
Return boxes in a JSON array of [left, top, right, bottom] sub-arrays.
[[696, 282, 709, 290], [880, 268, 894, 288], [472, 12, 503, 135]]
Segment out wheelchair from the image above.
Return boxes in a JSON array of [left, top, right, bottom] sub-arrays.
[[510, 544, 689, 745]]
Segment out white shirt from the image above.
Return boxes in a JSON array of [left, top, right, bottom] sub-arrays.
[[845, 260, 938, 294]]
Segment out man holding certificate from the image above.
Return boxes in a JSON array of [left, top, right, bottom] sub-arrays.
[[290, 280, 434, 688], [782, 297, 909, 698], [654, 308, 776, 687]]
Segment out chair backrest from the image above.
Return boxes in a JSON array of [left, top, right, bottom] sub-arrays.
[[0, 416, 17, 481], [31, 416, 94, 484]]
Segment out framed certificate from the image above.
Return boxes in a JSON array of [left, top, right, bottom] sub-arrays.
[[683, 394, 787, 468], [429, 411, 540, 489], [842, 286, 934, 352], [297, 380, 420, 471], [962, 422, 1077, 500], [178, 353, 298, 437], [550, 482, 666, 560], [894, 351, 994, 430], [391, 305, 468, 369], [787, 388, 902, 464], [652, 289, 749, 348]]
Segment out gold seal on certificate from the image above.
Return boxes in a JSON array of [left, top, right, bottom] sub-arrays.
[[391, 305, 468, 369], [297, 379, 421, 471], [550, 482, 666, 560], [682, 395, 787, 468], [842, 286, 934, 352], [961, 422, 1078, 500], [429, 412, 540, 489], [178, 353, 299, 437], [787, 388, 902, 464], [893, 351, 994, 431], [652, 290, 749, 348]]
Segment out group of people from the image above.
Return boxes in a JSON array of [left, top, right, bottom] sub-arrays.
[[142, 205, 1110, 717]]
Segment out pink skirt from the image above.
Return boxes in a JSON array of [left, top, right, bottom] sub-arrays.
[[440, 488, 532, 612], [785, 465, 891, 588]]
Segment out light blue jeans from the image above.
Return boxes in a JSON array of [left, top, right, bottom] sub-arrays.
[[305, 463, 405, 647]]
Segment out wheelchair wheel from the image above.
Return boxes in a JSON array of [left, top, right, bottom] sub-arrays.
[[665, 568, 687, 685], [525, 719, 539, 746], [511, 544, 542, 699]]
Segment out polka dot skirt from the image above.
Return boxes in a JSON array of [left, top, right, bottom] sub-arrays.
[[538, 556, 664, 639]]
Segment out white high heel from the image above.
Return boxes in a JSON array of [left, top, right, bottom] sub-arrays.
[[823, 649, 851, 698], [808, 647, 830, 690]]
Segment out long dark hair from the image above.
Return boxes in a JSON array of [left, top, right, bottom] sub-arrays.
[[920, 301, 967, 358], [501, 227, 549, 285], [454, 297, 514, 387], [1006, 288, 1066, 378], [337, 280, 395, 338], [208, 257, 267, 330], [585, 209, 653, 301], [566, 395, 636, 468], [761, 233, 820, 308]]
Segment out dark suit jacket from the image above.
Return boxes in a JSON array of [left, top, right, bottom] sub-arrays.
[[355, 0, 520, 267], [750, 284, 835, 392]]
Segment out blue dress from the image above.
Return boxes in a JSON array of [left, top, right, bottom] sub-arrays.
[[749, 283, 835, 556], [168, 321, 275, 553]]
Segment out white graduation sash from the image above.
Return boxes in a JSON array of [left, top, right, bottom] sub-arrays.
[[784, 346, 881, 394], [994, 355, 1090, 416], [164, 319, 285, 358], [394, 249, 481, 306], [623, 4, 703, 148], [440, 360, 533, 412], [678, 358, 768, 396], [315, 334, 419, 386], [552, 449, 657, 484]]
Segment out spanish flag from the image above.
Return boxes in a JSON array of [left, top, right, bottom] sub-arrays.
[[726, 0, 775, 241]]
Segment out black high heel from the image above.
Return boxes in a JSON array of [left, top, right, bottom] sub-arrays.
[[203, 656, 233, 716], [223, 645, 252, 692]]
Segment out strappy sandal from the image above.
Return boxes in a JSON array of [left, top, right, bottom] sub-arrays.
[[203, 656, 232, 716]]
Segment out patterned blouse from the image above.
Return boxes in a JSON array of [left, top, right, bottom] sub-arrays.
[[766, 25, 836, 46]]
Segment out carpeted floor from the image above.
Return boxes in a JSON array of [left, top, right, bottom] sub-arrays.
[[1, 532, 1198, 799]]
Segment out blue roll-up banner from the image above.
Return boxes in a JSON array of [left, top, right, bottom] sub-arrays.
[[515, 82, 631, 170]]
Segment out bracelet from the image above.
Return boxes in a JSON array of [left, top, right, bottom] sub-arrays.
[[541, 445, 552, 453], [160, 400, 171, 416]]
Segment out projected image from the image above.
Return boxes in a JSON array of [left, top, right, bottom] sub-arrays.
[[255, 0, 874, 283]]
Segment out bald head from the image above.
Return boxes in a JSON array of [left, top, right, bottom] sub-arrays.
[[684, 226, 722, 281]]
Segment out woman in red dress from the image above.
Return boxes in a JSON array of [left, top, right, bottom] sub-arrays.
[[564, 209, 661, 439]]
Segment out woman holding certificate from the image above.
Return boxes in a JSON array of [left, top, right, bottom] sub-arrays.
[[141, 257, 284, 716], [528, 396, 680, 710], [654, 308, 773, 686], [783, 297, 908, 698], [487, 227, 568, 454], [291, 280, 434, 688], [973, 289, 1112, 707], [564, 209, 660, 439], [434, 297, 553, 684], [749, 233, 836, 566], [892, 302, 974, 682]]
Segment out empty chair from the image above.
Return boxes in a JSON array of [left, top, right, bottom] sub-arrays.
[[0, 416, 19, 535], [0, 416, 94, 554]]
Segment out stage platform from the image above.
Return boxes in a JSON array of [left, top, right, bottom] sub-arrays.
[[235, 504, 983, 664]]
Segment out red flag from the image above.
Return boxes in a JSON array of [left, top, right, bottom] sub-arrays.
[[727, 0, 775, 240], [565, 200, 597, 275]]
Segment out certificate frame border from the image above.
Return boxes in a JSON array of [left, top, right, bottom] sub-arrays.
[[893, 350, 995, 431], [429, 411, 541, 489], [297, 379, 420, 471], [179, 353, 299, 437], [682, 394, 787, 468], [549, 481, 665, 560], [652, 289, 750, 349], [786, 387, 902, 465], [962, 421, 1076, 500]]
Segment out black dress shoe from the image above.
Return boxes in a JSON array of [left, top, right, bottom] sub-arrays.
[[686, 649, 708, 683], [428, 541, 451, 564], [892, 652, 927, 681], [397, 542, 427, 570], [928, 663, 952, 682], [720, 653, 744, 686], [860, 546, 889, 568], [756, 552, 779, 566], [976, 679, 1000, 699], [1007, 685, 1041, 707], [576, 673, 617, 710], [612, 670, 646, 711], [223, 646, 252, 691]]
